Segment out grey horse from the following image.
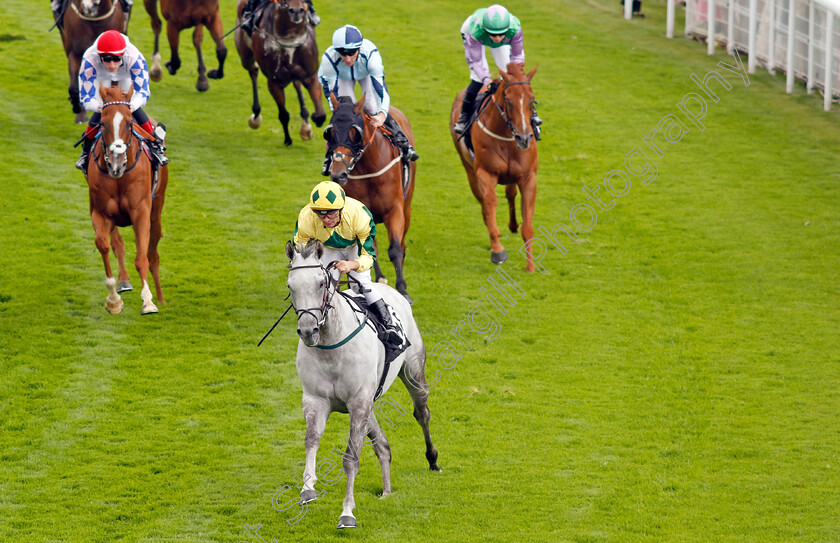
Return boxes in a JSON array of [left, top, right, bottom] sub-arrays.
[[285, 240, 441, 528]]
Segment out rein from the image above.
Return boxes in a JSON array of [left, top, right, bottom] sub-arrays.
[[70, 0, 117, 21]]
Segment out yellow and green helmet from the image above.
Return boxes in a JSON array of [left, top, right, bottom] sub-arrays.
[[310, 181, 346, 211]]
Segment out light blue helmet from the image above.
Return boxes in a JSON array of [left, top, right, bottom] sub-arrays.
[[482, 5, 511, 34], [332, 25, 363, 50]]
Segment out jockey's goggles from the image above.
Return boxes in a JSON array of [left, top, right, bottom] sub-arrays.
[[99, 54, 123, 63], [313, 209, 341, 217], [335, 48, 359, 57]]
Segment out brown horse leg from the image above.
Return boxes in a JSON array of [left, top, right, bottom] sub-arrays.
[[192, 26, 209, 92], [206, 10, 227, 80], [371, 238, 387, 284], [384, 210, 410, 301], [293, 81, 313, 140], [145, 0, 163, 81], [149, 167, 168, 303], [267, 80, 293, 146], [519, 175, 537, 273], [475, 170, 506, 264], [164, 20, 182, 75], [302, 73, 327, 127], [505, 184, 519, 233], [129, 203, 157, 314], [68, 53, 88, 124], [110, 228, 133, 292], [92, 212, 123, 314]]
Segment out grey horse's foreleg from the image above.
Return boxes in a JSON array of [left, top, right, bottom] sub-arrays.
[[399, 354, 440, 471], [365, 410, 392, 495], [301, 394, 330, 504], [338, 402, 371, 528]]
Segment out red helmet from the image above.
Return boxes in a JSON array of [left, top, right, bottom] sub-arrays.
[[96, 30, 127, 56]]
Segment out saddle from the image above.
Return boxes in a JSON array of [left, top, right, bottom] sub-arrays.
[[375, 124, 413, 198], [340, 289, 410, 400]]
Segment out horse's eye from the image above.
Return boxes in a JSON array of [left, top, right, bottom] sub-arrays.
[[349, 129, 359, 143]]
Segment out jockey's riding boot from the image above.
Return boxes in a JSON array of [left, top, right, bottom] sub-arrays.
[[306, 0, 321, 26], [76, 137, 94, 172], [531, 110, 543, 141], [147, 124, 169, 168], [321, 154, 331, 176], [369, 299, 401, 346], [384, 115, 419, 162], [454, 80, 482, 134], [241, 0, 259, 35]]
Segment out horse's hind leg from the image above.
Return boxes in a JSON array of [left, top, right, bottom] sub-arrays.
[[206, 10, 227, 80], [192, 26, 209, 92], [365, 411, 392, 496], [519, 174, 537, 273], [399, 353, 440, 472], [149, 170, 167, 303], [505, 184, 519, 233], [110, 228, 133, 293], [294, 81, 313, 140], [371, 238, 387, 284], [267, 80, 293, 146], [144, 0, 163, 81], [164, 20, 182, 75], [384, 209, 410, 302], [92, 213, 123, 314]]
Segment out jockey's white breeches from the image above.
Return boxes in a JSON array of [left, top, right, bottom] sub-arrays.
[[335, 77, 379, 117], [321, 246, 383, 304]]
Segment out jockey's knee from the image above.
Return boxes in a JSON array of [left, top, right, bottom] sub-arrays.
[[132, 108, 149, 125]]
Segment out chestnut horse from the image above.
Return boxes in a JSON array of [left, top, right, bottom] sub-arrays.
[[55, 0, 126, 124], [450, 64, 539, 272], [143, 0, 227, 91], [324, 94, 416, 302], [234, 0, 326, 145], [86, 84, 169, 314]]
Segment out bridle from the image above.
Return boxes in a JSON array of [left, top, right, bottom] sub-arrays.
[[489, 80, 536, 140], [288, 262, 338, 328], [325, 110, 378, 173], [93, 100, 142, 175]]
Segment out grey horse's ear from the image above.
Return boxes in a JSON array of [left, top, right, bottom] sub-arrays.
[[315, 240, 324, 259], [285, 240, 296, 261]]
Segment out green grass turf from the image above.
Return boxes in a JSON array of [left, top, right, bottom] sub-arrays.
[[1, 0, 839, 541]]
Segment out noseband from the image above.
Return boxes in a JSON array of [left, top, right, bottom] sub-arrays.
[[491, 81, 535, 140]]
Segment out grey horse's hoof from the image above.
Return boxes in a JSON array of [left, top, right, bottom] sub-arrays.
[[117, 281, 133, 293], [402, 292, 413, 305], [337, 515, 357, 528], [491, 250, 508, 264], [299, 489, 318, 505]]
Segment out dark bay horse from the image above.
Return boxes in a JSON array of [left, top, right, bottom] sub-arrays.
[[234, 0, 326, 145], [143, 0, 227, 91], [55, 0, 126, 123], [86, 84, 168, 314], [450, 64, 539, 272], [324, 94, 416, 302]]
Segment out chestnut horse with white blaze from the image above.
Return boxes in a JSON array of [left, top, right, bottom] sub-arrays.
[[450, 63, 539, 272], [324, 94, 416, 302], [86, 84, 168, 314], [55, 0, 126, 124], [143, 0, 227, 91]]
